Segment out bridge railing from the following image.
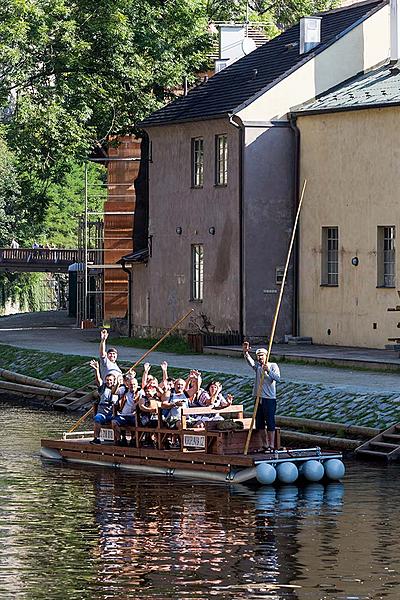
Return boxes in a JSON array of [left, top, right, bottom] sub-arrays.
[[0, 248, 97, 265]]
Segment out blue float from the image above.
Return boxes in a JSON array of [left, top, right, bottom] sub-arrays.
[[256, 462, 277, 485], [324, 458, 345, 480], [276, 461, 298, 483], [301, 460, 325, 482]]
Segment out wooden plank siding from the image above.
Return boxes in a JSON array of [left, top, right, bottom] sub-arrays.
[[104, 136, 141, 320]]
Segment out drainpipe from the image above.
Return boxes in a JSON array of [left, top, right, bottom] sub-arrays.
[[229, 113, 245, 340], [289, 114, 300, 337], [120, 259, 133, 337]]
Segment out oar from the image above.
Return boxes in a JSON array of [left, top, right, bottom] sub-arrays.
[[67, 308, 194, 433], [244, 180, 307, 455]]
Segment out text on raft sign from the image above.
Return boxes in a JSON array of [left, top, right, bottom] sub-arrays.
[[183, 434, 206, 449]]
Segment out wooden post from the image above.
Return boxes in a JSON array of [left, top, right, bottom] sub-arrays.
[[67, 308, 194, 433], [243, 180, 307, 455]]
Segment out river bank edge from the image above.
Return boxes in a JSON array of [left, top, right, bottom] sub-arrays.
[[0, 343, 399, 433]]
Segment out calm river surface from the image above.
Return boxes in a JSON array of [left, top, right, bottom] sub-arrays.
[[0, 402, 399, 600]]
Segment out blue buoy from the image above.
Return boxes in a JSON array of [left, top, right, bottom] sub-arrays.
[[276, 461, 298, 483], [256, 462, 277, 485], [301, 460, 325, 482], [324, 459, 345, 480]]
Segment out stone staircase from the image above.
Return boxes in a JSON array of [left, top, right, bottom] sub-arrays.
[[355, 423, 400, 461]]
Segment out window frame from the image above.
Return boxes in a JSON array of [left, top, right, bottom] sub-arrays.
[[191, 137, 204, 188], [215, 134, 228, 186], [377, 225, 396, 288], [321, 226, 339, 286], [191, 244, 204, 301]]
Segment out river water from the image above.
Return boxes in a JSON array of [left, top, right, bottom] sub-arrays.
[[0, 402, 399, 600]]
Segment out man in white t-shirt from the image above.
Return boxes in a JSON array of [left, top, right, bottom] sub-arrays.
[[99, 328, 122, 380]]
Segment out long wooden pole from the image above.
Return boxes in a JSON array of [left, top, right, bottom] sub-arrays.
[[243, 179, 307, 455], [67, 308, 194, 433], [127, 308, 195, 372]]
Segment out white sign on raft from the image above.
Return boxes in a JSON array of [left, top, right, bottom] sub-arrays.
[[183, 434, 206, 449], [100, 428, 115, 441]]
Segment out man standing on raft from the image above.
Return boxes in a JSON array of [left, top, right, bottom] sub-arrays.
[[243, 342, 280, 452]]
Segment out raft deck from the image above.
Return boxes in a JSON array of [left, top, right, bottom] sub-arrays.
[[40, 435, 343, 484]]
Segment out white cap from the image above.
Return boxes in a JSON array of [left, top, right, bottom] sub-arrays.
[[255, 348, 268, 356]]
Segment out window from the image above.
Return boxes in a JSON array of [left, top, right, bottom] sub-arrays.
[[191, 244, 204, 301], [377, 226, 395, 287], [321, 227, 339, 286], [215, 134, 228, 185], [191, 138, 204, 187]]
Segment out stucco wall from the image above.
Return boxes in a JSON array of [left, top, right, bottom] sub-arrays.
[[243, 124, 295, 339], [131, 119, 240, 334], [298, 107, 400, 348], [237, 4, 389, 122]]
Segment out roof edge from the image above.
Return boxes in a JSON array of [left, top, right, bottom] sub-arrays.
[[291, 99, 400, 117], [140, 112, 230, 129], [232, 0, 388, 116]]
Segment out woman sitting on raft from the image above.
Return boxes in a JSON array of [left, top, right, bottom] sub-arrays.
[[197, 380, 233, 409], [89, 360, 120, 445], [192, 380, 234, 427]]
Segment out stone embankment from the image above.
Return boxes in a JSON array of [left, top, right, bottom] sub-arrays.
[[0, 344, 399, 431]]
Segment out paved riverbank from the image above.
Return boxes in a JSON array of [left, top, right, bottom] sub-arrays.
[[1, 311, 400, 429], [1, 311, 400, 394]]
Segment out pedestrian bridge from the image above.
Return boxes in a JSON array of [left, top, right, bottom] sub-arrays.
[[0, 248, 97, 273]]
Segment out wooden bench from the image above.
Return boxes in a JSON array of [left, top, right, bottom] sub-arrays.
[[180, 404, 244, 428]]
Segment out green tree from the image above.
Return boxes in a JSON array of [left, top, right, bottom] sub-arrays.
[[44, 161, 106, 248], [0, 131, 20, 245]]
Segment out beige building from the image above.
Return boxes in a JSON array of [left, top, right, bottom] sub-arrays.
[[292, 63, 400, 348]]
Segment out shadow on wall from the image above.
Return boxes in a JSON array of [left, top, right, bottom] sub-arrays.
[[243, 124, 295, 340]]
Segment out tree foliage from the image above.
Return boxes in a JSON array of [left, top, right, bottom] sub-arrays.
[[0, 131, 20, 245], [0, 0, 335, 309]]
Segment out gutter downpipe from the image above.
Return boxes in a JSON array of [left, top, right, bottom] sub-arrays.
[[120, 259, 133, 337], [289, 113, 300, 337], [229, 113, 245, 340]]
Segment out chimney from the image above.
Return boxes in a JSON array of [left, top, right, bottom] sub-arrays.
[[299, 16, 322, 55], [391, 0, 400, 63]]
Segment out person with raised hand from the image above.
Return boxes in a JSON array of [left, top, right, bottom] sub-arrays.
[[243, 341, 280, 452]]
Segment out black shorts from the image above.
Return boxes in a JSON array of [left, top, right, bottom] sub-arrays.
[[255, 397, 276, 431]]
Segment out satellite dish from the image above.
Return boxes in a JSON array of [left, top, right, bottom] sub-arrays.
[[242, 37, 256, 55]]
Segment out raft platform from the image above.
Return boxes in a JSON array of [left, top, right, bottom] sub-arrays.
[[41, 427, 345, 485]]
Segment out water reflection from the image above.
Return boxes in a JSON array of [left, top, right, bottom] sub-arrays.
[[1, 403, 400, 599]]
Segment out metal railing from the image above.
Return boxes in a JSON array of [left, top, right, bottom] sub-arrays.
[[0, 247, 97, 265]]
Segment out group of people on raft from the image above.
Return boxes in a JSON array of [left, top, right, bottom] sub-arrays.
[[89, 329, 234, 448], [90, 329, 280, 453]]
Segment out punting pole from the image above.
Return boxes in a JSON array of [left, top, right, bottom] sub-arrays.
[[243, 180, 307, 455], [67, 308, 194, 433]]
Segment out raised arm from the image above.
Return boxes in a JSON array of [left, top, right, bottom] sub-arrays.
[[99, 329, 108, 359], [160, 361, 168, 389], [242, 341, 256, 370], [186, 370, 201, 398], [89, 359, 102, 387], [141, 362, 151, 389]]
